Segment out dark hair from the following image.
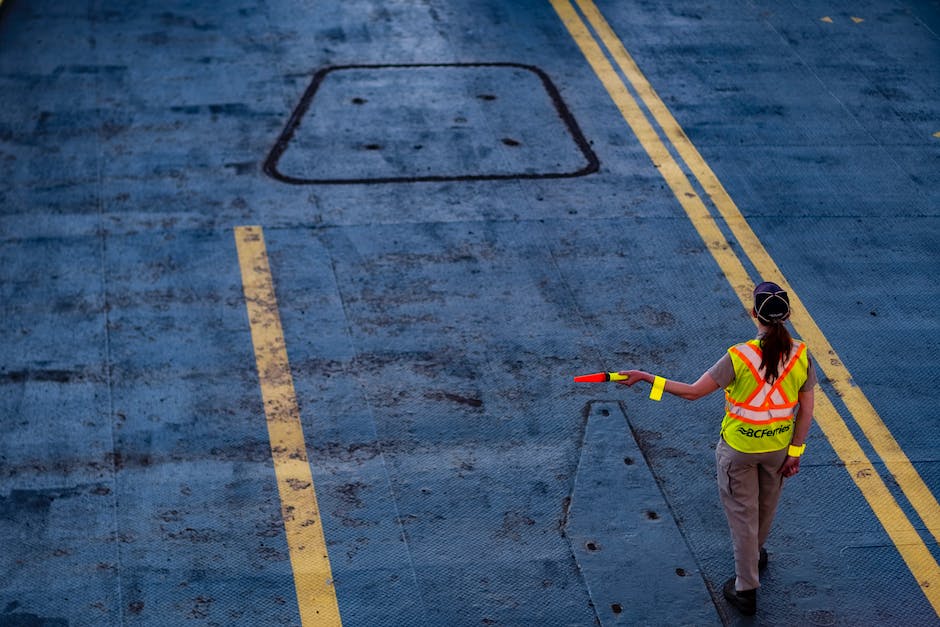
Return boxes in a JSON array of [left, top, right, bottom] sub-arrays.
[[753, 281, 793, 383], [759, 322, 793, 383]]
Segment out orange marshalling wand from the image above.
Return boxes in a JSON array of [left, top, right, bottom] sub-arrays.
[[573, 372, 629, 383]]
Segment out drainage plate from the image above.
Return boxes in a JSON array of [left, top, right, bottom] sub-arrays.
[[265, 63, 599, 184]]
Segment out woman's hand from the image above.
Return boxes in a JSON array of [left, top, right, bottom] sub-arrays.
[[779, 455, 800, 478], [616, 370, 650, 387]]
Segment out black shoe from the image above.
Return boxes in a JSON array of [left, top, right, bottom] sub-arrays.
[[723, 577, 756, 616], [758, 547, 768, 572]]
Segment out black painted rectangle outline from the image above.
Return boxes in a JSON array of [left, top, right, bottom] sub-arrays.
[[264, 62, 600, 185]]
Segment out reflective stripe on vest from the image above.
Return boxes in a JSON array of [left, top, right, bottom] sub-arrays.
[[720, 340, 809, 453], [727, 342, 803, 423]]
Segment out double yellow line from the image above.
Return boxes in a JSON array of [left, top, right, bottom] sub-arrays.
[[550, 0, 940, 614]]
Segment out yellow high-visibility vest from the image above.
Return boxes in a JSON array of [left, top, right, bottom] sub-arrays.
[[719, 339, 809, 453]]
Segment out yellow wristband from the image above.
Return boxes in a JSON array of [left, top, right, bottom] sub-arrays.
[[650, 376, 666, 401], [788, 443, 805, 457]]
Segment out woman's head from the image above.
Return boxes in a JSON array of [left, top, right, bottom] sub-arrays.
[[752, 281, 793, 382], [753, 281, 790, 325]]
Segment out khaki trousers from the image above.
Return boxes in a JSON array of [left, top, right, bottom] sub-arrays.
[[715, 437, 788, 591]]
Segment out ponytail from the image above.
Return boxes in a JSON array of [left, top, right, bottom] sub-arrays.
[[759, 323, 792, 383], [752, 281, 793, 381]]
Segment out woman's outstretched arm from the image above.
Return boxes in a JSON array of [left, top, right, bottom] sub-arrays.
[[616, 370, 720, 400]]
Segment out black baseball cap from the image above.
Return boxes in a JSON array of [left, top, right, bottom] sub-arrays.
[[753, 281, 790, 324]]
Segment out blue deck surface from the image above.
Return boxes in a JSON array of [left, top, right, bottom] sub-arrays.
[[1, 1, 938, 625]]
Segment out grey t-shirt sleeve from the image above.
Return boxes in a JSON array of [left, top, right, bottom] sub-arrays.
[[706, 350, 818, 391], [803, 357, 817, 391], [707, 353, 734, 388]]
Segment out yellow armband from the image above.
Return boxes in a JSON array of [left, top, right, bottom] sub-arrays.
[[650, 376, 666, 401]]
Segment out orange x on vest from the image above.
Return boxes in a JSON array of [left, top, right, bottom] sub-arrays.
[[726, 341, 806, 425]]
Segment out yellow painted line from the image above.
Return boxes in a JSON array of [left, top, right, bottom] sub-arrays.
[[574, 0, 940, 549], [235, 225, 342, 627], [550, 0, 940, 615], [547, 0, 757, 312]]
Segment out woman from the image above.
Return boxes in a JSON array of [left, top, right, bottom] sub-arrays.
[[617, 281, 816, 616]]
